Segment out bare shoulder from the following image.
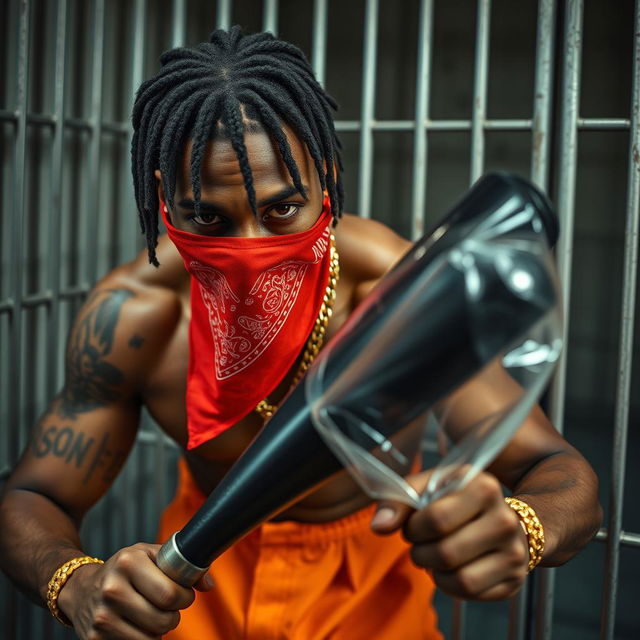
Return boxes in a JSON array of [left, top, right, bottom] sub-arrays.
[[70, 235, 188, 389], [334, 214, 411, 302]]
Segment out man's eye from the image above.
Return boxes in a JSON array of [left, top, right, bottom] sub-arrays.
[[189, 212, 222, 226], [264, 204, 301, 220]]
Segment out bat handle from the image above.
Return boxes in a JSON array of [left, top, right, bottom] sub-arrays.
[[156, 533, 210, 587]]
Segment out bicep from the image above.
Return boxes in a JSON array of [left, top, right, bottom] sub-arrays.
[[6, 285, 146, 522]]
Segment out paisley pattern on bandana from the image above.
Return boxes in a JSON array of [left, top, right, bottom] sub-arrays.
[[192, 260, 310, 379]]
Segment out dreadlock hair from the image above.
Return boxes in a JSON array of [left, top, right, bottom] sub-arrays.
[[131, 25, 345, 266]]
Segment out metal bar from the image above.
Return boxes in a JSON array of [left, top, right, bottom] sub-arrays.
[[508, 581, 529, 640], [1, 286, 89, 312], [451, 599, 467, 640], [410, 0, 433, 241], [0, 111, 133, 135], [216, 0, 232, 31], [311, 0, 328, 86], [577, 118, 631, 130], [121, 0, 146, 262], [335, 118, 533, 132], [357, 0, 378, 219], [263, 0, 278, 35], [170, 0, 186, 48], [596, 528, 640, 548], [47, 0, 68, 399], [86, 0, 105, 285], [524, 16, 555, 640], [538, 3, 584, 640], [600, 3, 640, 637], [470, 0, 491, 184], [0, 108, 18, 121], [531, 0, 556, 190], [10, 0, 31, 455], [7, 4, 32, 635]]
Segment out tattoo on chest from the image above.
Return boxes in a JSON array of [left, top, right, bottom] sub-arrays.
[[58, 289, 135, 418], [30, 420, 127, 485]]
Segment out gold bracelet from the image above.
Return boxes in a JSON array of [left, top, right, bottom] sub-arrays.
[[46, 555, 104, 626], [505, 497, 545, 572]]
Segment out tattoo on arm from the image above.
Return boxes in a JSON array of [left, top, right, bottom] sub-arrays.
[[58, 289, 135, 418], [31, 420, 128, 486], [128, 334, 144, 349]]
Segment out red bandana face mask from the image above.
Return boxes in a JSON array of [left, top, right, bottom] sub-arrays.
[[161, 198, 333, 449]]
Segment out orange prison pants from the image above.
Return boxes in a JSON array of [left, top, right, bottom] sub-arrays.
[[158, 459, 442, 640]]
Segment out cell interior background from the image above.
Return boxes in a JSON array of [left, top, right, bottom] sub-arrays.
[[0, 1, 639, 639]]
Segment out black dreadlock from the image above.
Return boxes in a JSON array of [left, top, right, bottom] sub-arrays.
[[131, 25, 345, 266]]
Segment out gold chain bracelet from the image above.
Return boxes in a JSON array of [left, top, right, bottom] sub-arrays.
[[47, 555, 104, 626], [505, 497, 545, 572]]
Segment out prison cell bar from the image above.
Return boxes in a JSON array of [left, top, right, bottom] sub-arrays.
[[45, 0, 67, 409], [470, 0, 491, 185], [217, 0, 231, 31], [507, 0, 560, 633], [312, 0, 328, 86], [85, 0, 105, 287], [410, 0, 433, 242], [4, 2, 31, 636], [357, 0, 378, 220], [599, 1, 640, 637], [263, 0, 278, 35], [535, 3, 582, 639]]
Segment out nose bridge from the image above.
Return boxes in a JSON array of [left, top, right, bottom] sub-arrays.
[[235, 214, 262, 238]]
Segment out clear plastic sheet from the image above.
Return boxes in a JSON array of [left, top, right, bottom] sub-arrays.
[[307, 231, 562, 509]]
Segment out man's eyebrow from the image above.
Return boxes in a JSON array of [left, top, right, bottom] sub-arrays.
[[257, 185, 309, 207], [177, 199, 223, 212], [177, 185, 309, 212]]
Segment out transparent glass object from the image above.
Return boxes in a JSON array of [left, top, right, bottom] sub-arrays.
[[306, 232, 562, 509]]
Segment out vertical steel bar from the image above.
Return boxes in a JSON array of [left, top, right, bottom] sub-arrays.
[[263, 0, 278, 35], [7, 8, 32, 639], [121, 0, 146, 262], [470, 0, 491, 184], [410, 0, 433, 241], [451, 599, 467, 640], [508, 580, 528, 640], [47, 0, 68, 399], [537, 2, 583, 638], [520, 5, 555, 637], [171, 0, 187, 48], [10, 0, 30, 455], [311, 0, 328, 86], [599, 2, 640, 637], [530, 0, 557, 191], [122, 0, 147, 545], [85, 0, 105, 286], [548, 0, 582, 460], [216, 0, 232, 31], [357, 0, 378, 219]]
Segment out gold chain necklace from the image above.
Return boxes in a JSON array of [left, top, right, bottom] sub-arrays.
[[254, 235, 340, 421]]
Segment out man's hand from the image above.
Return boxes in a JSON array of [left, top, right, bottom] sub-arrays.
[[371, 471, 529, 601], [58, 543, 214, 639]]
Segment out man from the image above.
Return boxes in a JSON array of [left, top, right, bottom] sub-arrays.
[[0, 27, 601, 640]]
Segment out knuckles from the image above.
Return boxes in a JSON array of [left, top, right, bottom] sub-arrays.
[[474, 472, 503, 504], [155, 583, 183, 610]]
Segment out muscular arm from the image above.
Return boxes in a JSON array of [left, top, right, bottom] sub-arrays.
[[0, 286, 145, 603], [350, 216, 601, 597], [438, 363, 602, 567]]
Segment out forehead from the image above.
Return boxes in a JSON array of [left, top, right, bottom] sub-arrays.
[[178, 121, 315, 190]]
